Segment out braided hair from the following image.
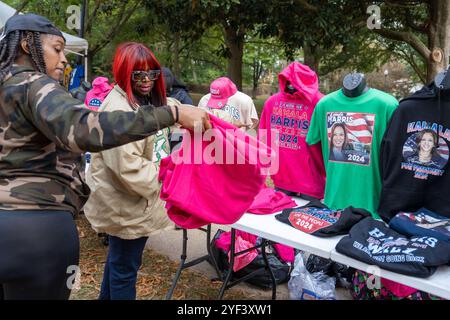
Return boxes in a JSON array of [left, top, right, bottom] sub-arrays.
[[0, 30, 47, 83]]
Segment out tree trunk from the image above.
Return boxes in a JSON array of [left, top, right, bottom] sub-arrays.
[[426, 0, 450, 83], [303, 43, 320, 73], [87, 51, 94, 81], [224, 25, 245, 90], [14, 0, 31, 14], [252, 58, 258, 99], [191, 59, 198, 83], [173, 32, 181, 78]]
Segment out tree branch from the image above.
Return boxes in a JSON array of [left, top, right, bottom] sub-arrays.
[[244, 39, 283, 48], [85, 0, 102, 36], [294, 0, 318, 12], [14, 0, 31, 14], [191, 57, 222, 69], [385, 0, 425, 9], [405, 7, 428, 34], [90, 0, 142, 55], [398, 50, 427, 83], [373, 28, 430, 60]]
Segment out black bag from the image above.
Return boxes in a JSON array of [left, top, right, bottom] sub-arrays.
[[306, 254, 354, 289], [209, 229, 291, 289]]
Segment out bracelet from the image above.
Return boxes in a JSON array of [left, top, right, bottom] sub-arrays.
[[174, 105, 179, 123]]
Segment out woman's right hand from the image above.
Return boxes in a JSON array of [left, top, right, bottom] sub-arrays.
[[171, 104, 212, 132]]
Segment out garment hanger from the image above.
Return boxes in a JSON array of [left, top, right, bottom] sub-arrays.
[[342, 72, 369, 97]]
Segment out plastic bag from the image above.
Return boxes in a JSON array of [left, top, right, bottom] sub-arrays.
[[306, 254, 334, 276], [288, 252, 336, 300]]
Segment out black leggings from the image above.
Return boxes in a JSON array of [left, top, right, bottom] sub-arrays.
[[0, 210, 79, 300]]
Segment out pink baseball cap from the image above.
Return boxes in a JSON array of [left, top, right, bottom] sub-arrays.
[[207, 77, 238, 109]]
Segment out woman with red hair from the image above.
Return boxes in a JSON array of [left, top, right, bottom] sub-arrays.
[[84, 42, 187, 300], [0, 13, 207, 300]]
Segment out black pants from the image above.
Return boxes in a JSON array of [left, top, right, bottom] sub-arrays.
[[0, 210, 79, 300]]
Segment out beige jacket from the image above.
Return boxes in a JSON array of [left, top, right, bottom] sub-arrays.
[[84, 86, 175, 239]]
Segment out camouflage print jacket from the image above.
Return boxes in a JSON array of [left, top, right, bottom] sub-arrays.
[[0, 65, 175, 216]]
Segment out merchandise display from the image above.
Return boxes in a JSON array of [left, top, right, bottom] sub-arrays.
[[307, 80, 398, 217], [259, 62, 326, 198], [379, 81, 450, 220]]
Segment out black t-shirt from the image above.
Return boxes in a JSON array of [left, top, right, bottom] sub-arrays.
[[336, 217, 450, 278], [275, 201, 371, 237]]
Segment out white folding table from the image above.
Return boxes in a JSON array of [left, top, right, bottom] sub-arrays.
[[230, 198, 343, 259], [230, 197, 450, 299]]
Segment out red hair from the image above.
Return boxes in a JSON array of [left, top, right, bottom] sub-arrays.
[[112, 42, 166, 107]]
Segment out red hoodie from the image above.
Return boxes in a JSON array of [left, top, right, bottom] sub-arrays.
[[259, 62, 326, 198]]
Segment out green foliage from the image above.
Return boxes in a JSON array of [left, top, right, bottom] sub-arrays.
[[3, 0, 423, 87], [243, 35, 285, 88], [355, 0, 440, 82], [258, 0, 385, 73], [4, 0, 78, 33], [319, 31, 392, 76]]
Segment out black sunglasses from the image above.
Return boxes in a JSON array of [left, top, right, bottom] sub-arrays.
[[131, 70, 161, 82]]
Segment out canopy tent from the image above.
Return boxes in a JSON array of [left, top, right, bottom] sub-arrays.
[[0, 1, 88, 81]]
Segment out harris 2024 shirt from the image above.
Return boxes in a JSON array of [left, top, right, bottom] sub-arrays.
[[306, 88, 398, 218]]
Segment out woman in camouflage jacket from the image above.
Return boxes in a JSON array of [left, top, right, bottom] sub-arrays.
[[0, 14, 209, 300]]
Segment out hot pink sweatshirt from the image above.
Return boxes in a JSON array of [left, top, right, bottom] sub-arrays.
[[215, 230, 295, 265], [259, 62, 326, 198], [159, 114, 274, 229]]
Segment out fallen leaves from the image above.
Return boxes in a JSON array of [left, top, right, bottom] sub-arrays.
[[70, 215, 251, 300]]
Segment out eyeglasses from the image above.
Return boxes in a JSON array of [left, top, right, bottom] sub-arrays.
[[131, 70, 161, 82]]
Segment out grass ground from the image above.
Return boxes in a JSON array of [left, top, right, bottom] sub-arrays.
[[70, 215, 255, 300]]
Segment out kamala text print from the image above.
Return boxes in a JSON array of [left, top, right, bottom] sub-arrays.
[[352, 227, 439, 264], [327, 112, 375, 165], [288, 207, 341, 233], [401, 122, 450, 180], [270, 101, 310, 150]]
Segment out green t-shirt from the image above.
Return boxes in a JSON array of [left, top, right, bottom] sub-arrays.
[[306, 88, 398, 218]]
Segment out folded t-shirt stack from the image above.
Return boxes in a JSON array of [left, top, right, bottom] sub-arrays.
[[247, 187, 297, 215], [389, 208, 450, 243], [275, 201, 371, 237], [336, 217, 450, 278], [158, 114, 274, 229]]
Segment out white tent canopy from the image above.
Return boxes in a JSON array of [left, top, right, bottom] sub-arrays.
[[0, 1, 88, 80]]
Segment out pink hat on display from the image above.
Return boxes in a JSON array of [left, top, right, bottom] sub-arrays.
[[207, 77, 237, 109]]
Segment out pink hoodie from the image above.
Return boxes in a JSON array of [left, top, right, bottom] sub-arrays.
[[159, 114, 273, 229], [259, 62, 326, 198], [247, 187, 297, 214]]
